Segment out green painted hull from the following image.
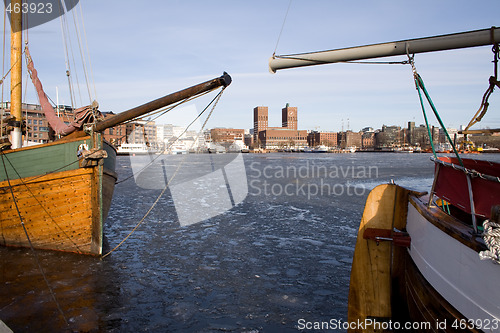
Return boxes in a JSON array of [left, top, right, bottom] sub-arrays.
[[0, 136, 116, 182], [0, 134, 117, 255]]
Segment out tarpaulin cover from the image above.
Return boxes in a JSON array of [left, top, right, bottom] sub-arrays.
[[434, 156, 500, 219]]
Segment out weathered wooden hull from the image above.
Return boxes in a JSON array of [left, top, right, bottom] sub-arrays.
[[0, 134, 116, 255], [348, 184, 415, 332], [348, 184, 500, 332]]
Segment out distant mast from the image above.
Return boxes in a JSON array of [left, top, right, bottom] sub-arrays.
[[10, 0, 22, 148]]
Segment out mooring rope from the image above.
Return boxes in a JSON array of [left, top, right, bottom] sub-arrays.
[[103, 87, 226, 258]]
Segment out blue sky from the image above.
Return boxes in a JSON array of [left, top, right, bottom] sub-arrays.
[[4, 0, 500, 132]]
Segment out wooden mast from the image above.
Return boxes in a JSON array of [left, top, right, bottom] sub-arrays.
[[10, 0, 22, 149], [269, 27, 500, 73], [93, 72, 231, 132]]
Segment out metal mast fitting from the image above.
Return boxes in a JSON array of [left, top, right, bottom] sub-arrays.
[[269, 27, 500, 73]]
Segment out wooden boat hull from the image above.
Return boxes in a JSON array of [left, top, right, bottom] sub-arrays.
[[404, 252, 482, 332], [405, 195, 500, 331], [348, 184, 415, 332], [348, 184, 500, 332], [0, 134, 116, 255]]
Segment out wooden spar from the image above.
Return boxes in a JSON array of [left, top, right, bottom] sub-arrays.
[[269, 27, 500, 73], [93, 72, 232, 132], [10, 0, 22, 149]]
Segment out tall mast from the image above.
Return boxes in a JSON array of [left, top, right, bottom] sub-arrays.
[[10, 0, 22, 148], [269, 27, 500, 73]]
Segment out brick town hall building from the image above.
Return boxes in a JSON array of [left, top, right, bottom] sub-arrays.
[[253, 104, 307, 149]]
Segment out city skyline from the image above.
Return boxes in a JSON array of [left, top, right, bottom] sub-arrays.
[[10, 100, 497, 153], [2, 1, 499, 135]]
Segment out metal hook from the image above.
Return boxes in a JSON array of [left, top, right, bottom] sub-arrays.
[[405, 42, 417, 75]]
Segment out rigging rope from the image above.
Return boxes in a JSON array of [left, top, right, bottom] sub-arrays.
[[0, 48, 24, 85], [77, 0, 97, 102], [343, 59, 411, 65], [408, 54, 464, 167], [103, 87, 226, 258], [115, 88, 221, 185], [70, 1, 92, 104], [273, 0, 293, 56], [273, 55, 410, 66], [58, 0, 93, 109], [58, 1, 75, 109], [463, 43, 499, 132]]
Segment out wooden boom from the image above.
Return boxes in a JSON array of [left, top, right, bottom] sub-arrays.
[[93, 72, 231, 132], [269, 27, 500, 73]]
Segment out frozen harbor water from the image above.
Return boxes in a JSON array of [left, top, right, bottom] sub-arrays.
[[2, 152, 481, 332]]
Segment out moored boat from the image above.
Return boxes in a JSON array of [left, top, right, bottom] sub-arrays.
[[0, 0, 231, 255], [117, 143, 153, 156], [270, 27, 500, 330], [314, 145, 329, 153]]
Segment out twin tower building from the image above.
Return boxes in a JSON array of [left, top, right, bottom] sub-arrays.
[[253, 104, 307, 149]]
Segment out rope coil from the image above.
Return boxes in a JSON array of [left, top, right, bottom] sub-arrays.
[[480, 220, 500, 264]]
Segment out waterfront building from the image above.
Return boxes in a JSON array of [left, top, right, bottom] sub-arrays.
[[156, 123, 205, 151], [100, 112, 127, 147], [362, 132, 376, 149], [258, 128, 308, 149], [411, 124, 429, 147], [253, 104, 308, 149], [244, 132, 253, 148], [0, 101, 165, 149], [307, 131, 338, 147], [211, 128, 245, 143], [253, 106, 268, 144], [1, 102, 74, 144], [407, 121, 416, 145], [439, 127, 462, 144], [124, 120, 157, 149], [282, 104, 297, 129], [376, 125, 401, 148], [338, 130, 362, 149], [469, 132, 500, 149], [0, 102, 130, 145]]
